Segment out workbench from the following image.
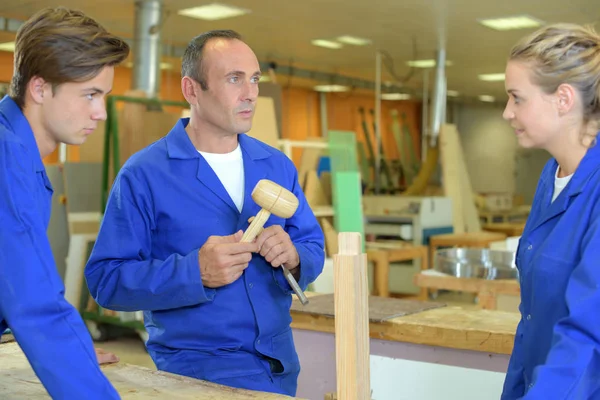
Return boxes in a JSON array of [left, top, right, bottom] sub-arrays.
[[366, 243, 429, 298], [482, 222, 526, 237], [414, 271, 521, 311], [0, 340, 296, 399], [478, 205, 531, 224], [291, 292, 518, 400]]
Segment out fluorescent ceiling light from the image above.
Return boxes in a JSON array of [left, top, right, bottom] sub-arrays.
[[336, 35, 371, 46], [314, 85, 349, 93], [479, 95, 495, 102], [478, 73, 505, 82], [479, 15, 543, 31], [311, 39, 343, 49], [0, 42, 15, 52], [446, 90, 460, 97], [177, 3, 250, 21], [123, 61, 173, 70], [407, 59, 453, 68], [381, 93, 411, 100]]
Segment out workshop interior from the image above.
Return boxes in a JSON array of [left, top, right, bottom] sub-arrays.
[[1, 0, 596, 399]]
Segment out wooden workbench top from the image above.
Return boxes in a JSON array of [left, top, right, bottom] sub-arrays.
[[291, 292, 519, 355], [0, 341, 296, 399]]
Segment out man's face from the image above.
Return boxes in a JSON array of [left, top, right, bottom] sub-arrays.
[[40, 66, 113, 146], [195, 38, 261, 137]]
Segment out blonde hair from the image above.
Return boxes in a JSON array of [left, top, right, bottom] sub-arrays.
[[510, 23, 600, 130]]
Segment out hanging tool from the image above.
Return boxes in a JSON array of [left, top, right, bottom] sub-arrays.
[[369, 109, 397, 192], [390, 109, 410, 186]]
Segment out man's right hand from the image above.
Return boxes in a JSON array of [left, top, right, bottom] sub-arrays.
[[199, 230, 258, 288]]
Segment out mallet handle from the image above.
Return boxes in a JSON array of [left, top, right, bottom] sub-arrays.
[[241, 208, 309, 305], [241, 209, 271, 243]]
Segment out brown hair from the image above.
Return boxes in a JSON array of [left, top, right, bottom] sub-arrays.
[[9, 7, 130, 108], [509, 23, 600, 132], [181, 30, 242, 91]]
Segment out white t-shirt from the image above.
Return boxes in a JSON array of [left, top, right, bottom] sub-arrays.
[[551, 166, 573, 203], [199, 144, 245, 212]]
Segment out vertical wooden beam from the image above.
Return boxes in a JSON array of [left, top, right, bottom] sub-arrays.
[[333, 232, 370, 400]]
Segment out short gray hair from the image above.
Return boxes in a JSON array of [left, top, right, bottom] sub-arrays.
[[181, 29, 242, 91]]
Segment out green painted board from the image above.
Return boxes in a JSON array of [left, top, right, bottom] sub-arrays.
[[327, 130, 364, 251]]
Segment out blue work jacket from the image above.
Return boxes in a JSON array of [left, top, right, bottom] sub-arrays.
[[502, 142, 600, 399], [0, 96, 119, 398], [85, 118, 325, 395]]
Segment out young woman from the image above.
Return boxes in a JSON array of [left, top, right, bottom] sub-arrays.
[[502, 23, 600, 399]]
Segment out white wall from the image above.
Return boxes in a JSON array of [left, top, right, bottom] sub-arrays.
[[454, 103, 518, 194], [370, 355, 506, 400], [452, 102, 550, 203], [514, 148, 550, 204]]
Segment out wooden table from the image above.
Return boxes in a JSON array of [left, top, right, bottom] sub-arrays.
[[478, 206, 531, 224], [414, 271, 521, 310], [366, 243, 429, 298], [292, 292, 518, 355], [482, 222, 526, 237], [291, 292, 519, 400], [0, 341, 297, 399]]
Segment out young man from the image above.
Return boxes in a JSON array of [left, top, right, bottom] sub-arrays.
[[0, 7, 129, 399], [85, 30, 325, 396]]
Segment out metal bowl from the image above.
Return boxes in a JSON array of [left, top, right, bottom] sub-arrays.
[[435, 248, 519, 280]]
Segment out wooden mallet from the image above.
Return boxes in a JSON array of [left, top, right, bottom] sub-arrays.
[[241, 179, 309, 305]]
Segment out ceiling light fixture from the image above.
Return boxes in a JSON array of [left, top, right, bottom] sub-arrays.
[[381, 93, 411, 101], [478, 73, 505, 82], [177, 3, 250, 21], [336, 35, 371, 46], [0, 42, 15, 52], [478, 15, 543, 31], [407, 59, 453, 68], [311, 39, 343, 49], [314, 85, 349, 93], [123, 61, 174, 70], [479, 95, 495, 102]]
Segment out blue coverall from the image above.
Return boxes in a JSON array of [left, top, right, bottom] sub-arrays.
[[502, 141, 600, 399], [0, 96, 119, 399], [85, 118, 325, 396]]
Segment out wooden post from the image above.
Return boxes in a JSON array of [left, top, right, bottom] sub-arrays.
[[333, 232, 370, 400]]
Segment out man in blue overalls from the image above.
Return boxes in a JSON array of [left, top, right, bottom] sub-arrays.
[[0, 7, 129, 399], [85, 30, 325, 396]]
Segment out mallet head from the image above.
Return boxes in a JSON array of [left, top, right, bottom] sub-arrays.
[[251, 179, 298, 218]]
